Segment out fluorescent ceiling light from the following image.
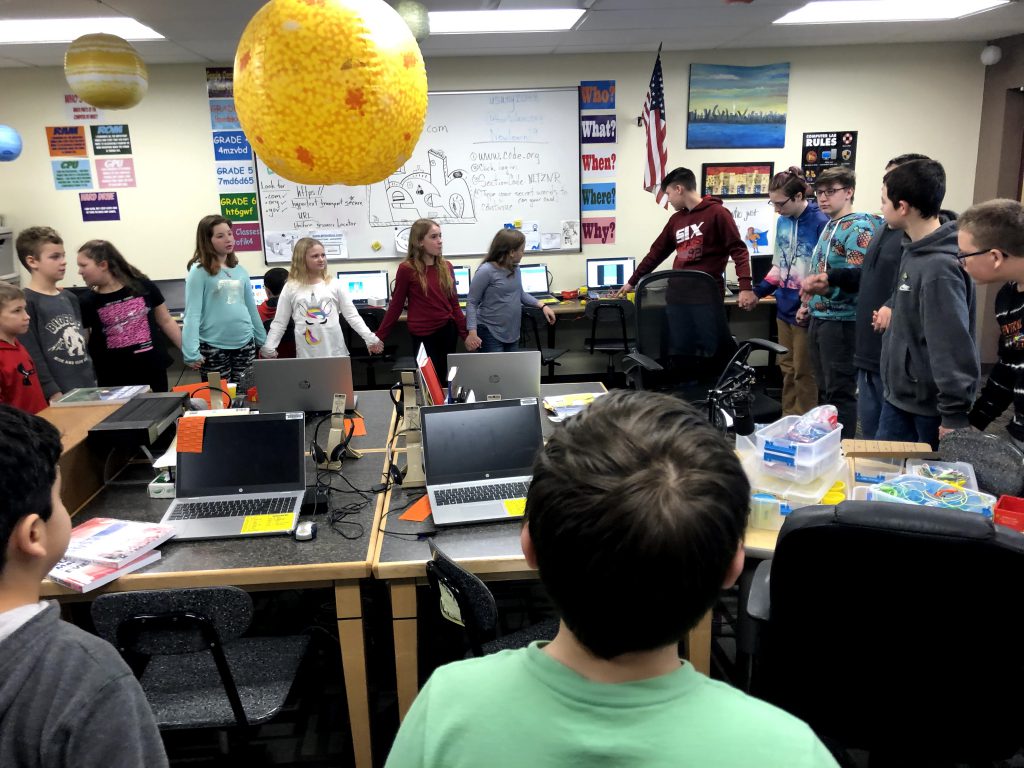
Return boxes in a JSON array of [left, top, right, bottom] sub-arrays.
[[428, 9, 586, 34], [0, 17, 164, 44], [775, 0, 1010, 24]]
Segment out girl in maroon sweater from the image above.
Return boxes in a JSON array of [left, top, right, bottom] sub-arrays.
[[377, 219, 471, 380]]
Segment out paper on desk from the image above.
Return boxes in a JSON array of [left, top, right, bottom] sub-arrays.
[[345, 417, 367, 437], [399, 495, 432, 522], [153, 436, 177, 469], [176, 417, 205, 453]]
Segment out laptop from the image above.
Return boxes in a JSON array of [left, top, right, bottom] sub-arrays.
[[453, 265, 471, 308], [152, 278, 187, 314], [254, 356, 355, 413], [448, 350, 541, 401], [250, 276, 268, 305], [586, 257, 635, 298], [519, 263, 557, 302], [336, 270, 390, 306], [159, 412, 305, 540], [421, 399, 543, 526]]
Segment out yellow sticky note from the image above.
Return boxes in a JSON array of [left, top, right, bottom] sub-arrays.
[[241, 514, 296, 534], [503, 498, 526, 517]]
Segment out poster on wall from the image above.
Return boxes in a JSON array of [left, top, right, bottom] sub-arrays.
[[79, 192, 120, 222], [581, 183, 616, 211], [801, 131, 858, 183], [581, 147, 616, 179], [206, 67, 233, 99], [581, 115, 616, 143], [63, 93, 105, 123], [724, 199, 775, 257], [701, 162, 774, 198], [90, 125, 132, 155], [96, 157, 136, 188], [51, 159, 93, 190], [46, 126, 87, 157], [687, 63, 789, 149], [579, 80, 615, 110], [582, 217, 616, 245]]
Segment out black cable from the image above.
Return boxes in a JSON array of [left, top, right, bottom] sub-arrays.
[[188, 384, 232, 408]]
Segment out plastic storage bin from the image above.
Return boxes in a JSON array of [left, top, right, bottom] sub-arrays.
[[866, 474, 995, 517], [755, 415, 843, 473], [762, 445, 841, 484], [743, 450, 850, 532], [903, 459, 978, 490], [852, 456, 903, 488], [994, 495, 1024, 532]]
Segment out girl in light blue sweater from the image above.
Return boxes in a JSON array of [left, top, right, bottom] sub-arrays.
[[182, 215, 266, 384], [465, 229, 555, 353]]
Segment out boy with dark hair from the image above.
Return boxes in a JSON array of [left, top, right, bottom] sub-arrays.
[[961, 199, 1024, 449], [798, 166, 880, 438], [15, 227, 95, 402], [386, 390, 838, 768], [617, 167, 757, 309], [258, 267, 295, 359], [0, 404, 168, 767], [0, 283, 47, 414], [877, 159, 978, 447]]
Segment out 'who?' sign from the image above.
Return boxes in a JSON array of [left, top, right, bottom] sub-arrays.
[[579, 80, 615, 110], [212, 130, 252, 161]]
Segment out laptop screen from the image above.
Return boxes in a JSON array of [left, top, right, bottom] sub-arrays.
[[452, 266, 471, 297], [587, 258, 635, 290], [422, 399, 543, 485], [250, 277, 267, 305], [336, 270, 390, 303], [519, 264, 548, 294], [176, 413, 305, 497]]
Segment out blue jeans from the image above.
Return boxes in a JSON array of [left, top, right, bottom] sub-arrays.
[[857, 369, 884, 440], [876, 401, 941, 449], [477, 324, 519, 353]]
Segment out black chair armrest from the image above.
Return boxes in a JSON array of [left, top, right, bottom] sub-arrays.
[[623, 351, 662, 372], [746, 558, 772, 622]]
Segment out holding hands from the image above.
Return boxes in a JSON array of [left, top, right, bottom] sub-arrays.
[[464, 332, 482, 352], [737, 290, 758, 311], [871, 306, 891, 333], [368, 341, 384, 355], [800, 273, 830, 303]]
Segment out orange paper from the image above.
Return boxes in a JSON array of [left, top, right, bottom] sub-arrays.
[[345, 417, 367, 437], [399, 495, 432, 522], [176, 417, 206, 453]]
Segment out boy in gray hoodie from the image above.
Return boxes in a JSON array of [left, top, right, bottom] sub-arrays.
[[877, 159, 978, 448]]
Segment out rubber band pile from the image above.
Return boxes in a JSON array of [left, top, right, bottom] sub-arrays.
[[869, 474, 995, 518]]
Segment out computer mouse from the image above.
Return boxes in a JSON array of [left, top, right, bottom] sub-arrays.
[[294, 520, 317, 541]]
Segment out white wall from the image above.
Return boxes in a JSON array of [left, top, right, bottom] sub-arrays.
[[0, 42, 986, 291]]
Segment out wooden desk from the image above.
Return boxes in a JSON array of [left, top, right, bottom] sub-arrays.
[[40, 403, 124, 514], [42, 390, 398, 768]]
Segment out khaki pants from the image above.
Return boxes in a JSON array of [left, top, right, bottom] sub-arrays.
[[776, 319, 817, 416]]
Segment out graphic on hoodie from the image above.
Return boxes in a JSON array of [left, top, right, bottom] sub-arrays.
[[298, 290, 334, 347]]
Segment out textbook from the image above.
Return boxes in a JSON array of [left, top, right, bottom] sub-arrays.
[[64, 517, 175, 568], [542, 392, 606, 421], [52, 385, 150, 407], [48, 550, 161, 593]]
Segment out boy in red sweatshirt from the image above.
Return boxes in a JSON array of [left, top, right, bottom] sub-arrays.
[[618, 167, 756, 309], [0, 283, 47, 414]]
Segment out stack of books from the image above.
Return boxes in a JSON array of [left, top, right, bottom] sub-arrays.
[[47, 518, 175, 593]]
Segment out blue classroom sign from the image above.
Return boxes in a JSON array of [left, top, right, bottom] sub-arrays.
[[212, 130, 252, 161], [579, 80, 616, 110], [581, 183, 616, 211]]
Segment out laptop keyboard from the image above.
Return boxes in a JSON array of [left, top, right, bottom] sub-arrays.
[[168, 496, 294, 520], [434, 481, 530, 507]]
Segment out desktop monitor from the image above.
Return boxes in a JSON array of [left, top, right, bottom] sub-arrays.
[[452, 265, 471, 297], [152, 278, 186, 313], [519, 263, 549, 294], [336, 270, 390, 304], [586, 257, 635, 291], [249, 277, 267, 305]]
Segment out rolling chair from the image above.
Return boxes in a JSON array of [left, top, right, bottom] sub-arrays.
[[746, 501, 1024, 764], [623, 270, 783, 428], [424, 540, 558, 658], [583, 298, 635, 374], [91, 586, 309, 738], [521, 306, 566, 380]]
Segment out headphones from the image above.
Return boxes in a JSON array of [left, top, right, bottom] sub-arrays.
[[310, 411, 355, 465]]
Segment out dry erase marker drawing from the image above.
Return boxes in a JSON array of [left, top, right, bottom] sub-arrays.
[[369, 149, 477, 226]]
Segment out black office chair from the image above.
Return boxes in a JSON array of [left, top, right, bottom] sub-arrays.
[[521, 306, 566, 380], [346, 305, 397, 388], [583, 298, 635, 374], [747, 501, 1024, 764], [623, 270, 783, 426], [424, 540, 558, 658], [92, 587, 309, 735]]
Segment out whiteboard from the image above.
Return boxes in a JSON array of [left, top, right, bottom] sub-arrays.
[[255, 88, 582, 263]]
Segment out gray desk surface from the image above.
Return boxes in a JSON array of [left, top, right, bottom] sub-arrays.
[[374, 382, 605, 578], [43, 389, 397, 596]]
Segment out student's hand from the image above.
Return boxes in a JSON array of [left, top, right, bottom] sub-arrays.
[[795, 305, 810, 327], [261, 347, 278, 359], [938, 426, 958, 440], [872, 306, 892, 333], [186, 357, 204, 370], [368, 341, 384, 354], [464, 332, 482, 352], [801, 273, 830, 297], [737, 290, 758, 310], [614, 282, 634, 299], [541, 305, 556, 324], [49, 392, 63, 404]]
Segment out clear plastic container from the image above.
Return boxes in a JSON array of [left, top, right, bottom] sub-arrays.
[[755, 415, 844, 468], [903, 459, 978, 491], [762, 445, 842, 484], [865, 474, 995, 517], [750, 493, 787, 531], [743, 450, 849, 512]]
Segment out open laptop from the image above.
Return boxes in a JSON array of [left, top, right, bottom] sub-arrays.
[[519, 263, 557, 302], [448, 350, 541, 401], [250, 276, 268, 305], [453, 265, 471, 308], [421, 399, 543, 526], [587, 257, 635, 298], [254, 356, 355, 413], [336, 270, 390, 306], [159, 412, 305, 540]]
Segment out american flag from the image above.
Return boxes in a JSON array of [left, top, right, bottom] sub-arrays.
[[642, 47, 669, 209]]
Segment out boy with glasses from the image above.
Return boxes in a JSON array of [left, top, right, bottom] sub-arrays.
[[961, 199, 1024, 450], [876, 159, 977, 448], [797, 167, 880, 437]]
